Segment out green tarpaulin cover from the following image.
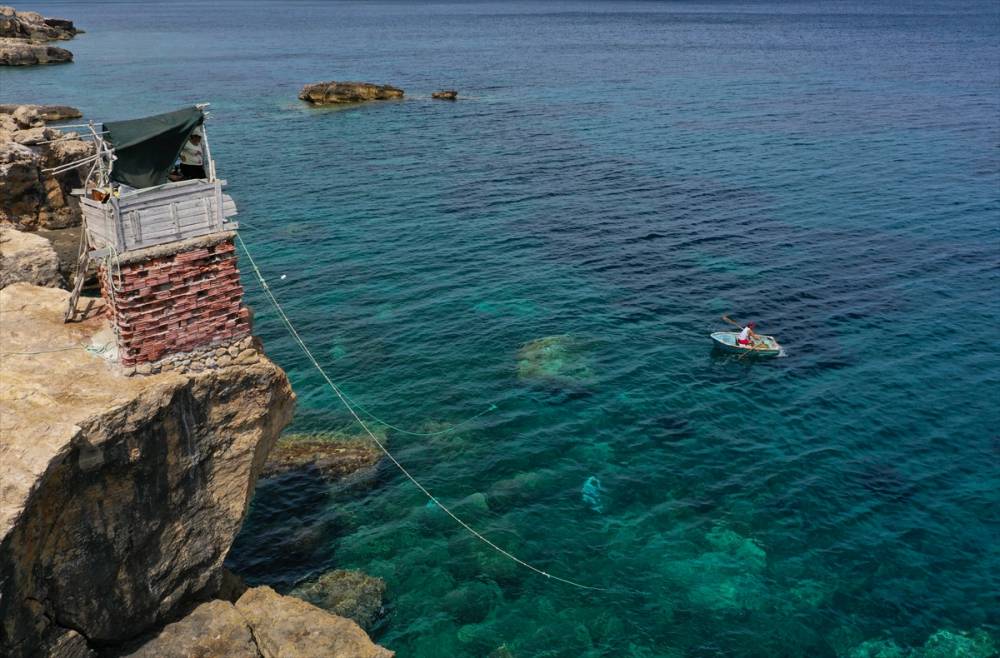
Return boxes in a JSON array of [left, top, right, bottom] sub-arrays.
[[103, 106, 203, 189]]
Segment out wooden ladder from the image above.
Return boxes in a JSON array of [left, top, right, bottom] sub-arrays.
[[63, 230, 91, 323]]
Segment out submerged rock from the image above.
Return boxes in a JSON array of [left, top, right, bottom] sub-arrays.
[[659, 526, 769, 612], [290, 569, 387, 631], [845, 638, 907, 658], [920, 629, 997, 658], [432, 90, 458, 100], [0, 225, 63, 288], [839, 628, 998, 658], [442, 580, 502, 625], [0, 283, 296, 656], [489, 645, 516, 658], [516, 334, 595, 386], [261, 431, 383, 480], [704, 525, 767, 570], [299, 81, 404, 105]]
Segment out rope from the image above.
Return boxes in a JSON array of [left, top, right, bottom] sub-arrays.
[[235, 232, 612, 593], [235, 222, 497, 435], [43, 153, 102, 175], [0, 342, 112, 357], [1, 345, 82, 356], [32, 130, 108, 145]]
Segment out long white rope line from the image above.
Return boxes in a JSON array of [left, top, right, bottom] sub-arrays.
[[235, 232, 612, 593], [43, 152, 102, 175]]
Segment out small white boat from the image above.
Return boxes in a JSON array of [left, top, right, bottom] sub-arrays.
[[710, 331, 782, 357]]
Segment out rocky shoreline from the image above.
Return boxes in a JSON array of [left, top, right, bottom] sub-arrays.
[[0, 99, 396, 656]]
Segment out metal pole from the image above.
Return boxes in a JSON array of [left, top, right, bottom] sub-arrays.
[[201, 121, 217, 182]]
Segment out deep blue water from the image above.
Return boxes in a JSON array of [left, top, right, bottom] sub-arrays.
[[5, 1, 999, 656]]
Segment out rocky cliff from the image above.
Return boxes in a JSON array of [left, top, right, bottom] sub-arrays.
[[0, 284, 392, 656], [0, 283, 294, 655], [0, 105, 92, 230]]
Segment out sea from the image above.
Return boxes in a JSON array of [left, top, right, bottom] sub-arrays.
[[4, 1, 999, 656]]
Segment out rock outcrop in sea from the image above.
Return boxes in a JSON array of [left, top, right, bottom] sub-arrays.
[[432, 90, 458, 100], [290, 569, 388, 631], [0, 105, 92, 230], [0, 6, 79, 66], [299, 81, 405, 105], [262, 430, 384, 480]]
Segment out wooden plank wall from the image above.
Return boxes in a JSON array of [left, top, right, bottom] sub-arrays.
[[83, 181, 239, 254]]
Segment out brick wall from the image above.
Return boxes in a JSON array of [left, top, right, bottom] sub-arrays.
[[100, 237, 250, 366]]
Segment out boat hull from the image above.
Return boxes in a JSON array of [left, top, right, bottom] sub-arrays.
[[710, 331, 781, 357]]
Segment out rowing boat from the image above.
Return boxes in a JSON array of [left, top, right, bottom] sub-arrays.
[[710, 331, 781, 357]]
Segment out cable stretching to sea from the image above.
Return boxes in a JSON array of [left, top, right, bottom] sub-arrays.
[[235, 232, 614, 593]]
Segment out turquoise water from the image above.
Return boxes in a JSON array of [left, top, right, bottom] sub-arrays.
[[6, 1, 999, 655]]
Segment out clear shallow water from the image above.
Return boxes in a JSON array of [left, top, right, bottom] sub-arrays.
[[6, 1, 999, 655]]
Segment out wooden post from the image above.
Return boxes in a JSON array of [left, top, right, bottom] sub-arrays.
[[64, 228, 90, 322]]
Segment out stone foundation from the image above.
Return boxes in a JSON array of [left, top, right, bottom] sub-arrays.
[[126, 335, 261, 377], [99, 232, 250, 366]]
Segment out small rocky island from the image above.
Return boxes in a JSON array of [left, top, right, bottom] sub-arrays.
[[432, 90, 458, 100], [0, 5, 80, 66], [299, 81, 404, 105]]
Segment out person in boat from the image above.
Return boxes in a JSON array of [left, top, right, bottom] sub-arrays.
[[722, 315, 759, 347], [737, 322, 758, 346]]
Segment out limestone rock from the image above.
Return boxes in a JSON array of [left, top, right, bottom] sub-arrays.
[[0, 140, 44, 223], [0, 37, 72, 65], [0, 6, 80, 41], [0, 103, 83, 121], [432, 90, 458, 100], [290, 569, 387, 630], [236, 586, 394, 658], [37, 226, 93, 287], [0, 105, 92, 229], [0, 6, 79, 66], [262, 431, 383, 480], [0, 225, 63, 288], [299, 81, 404, 105], [0, 284, 297, 657], [119, 600, 259, 658], [38, 628, 96, 658]]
